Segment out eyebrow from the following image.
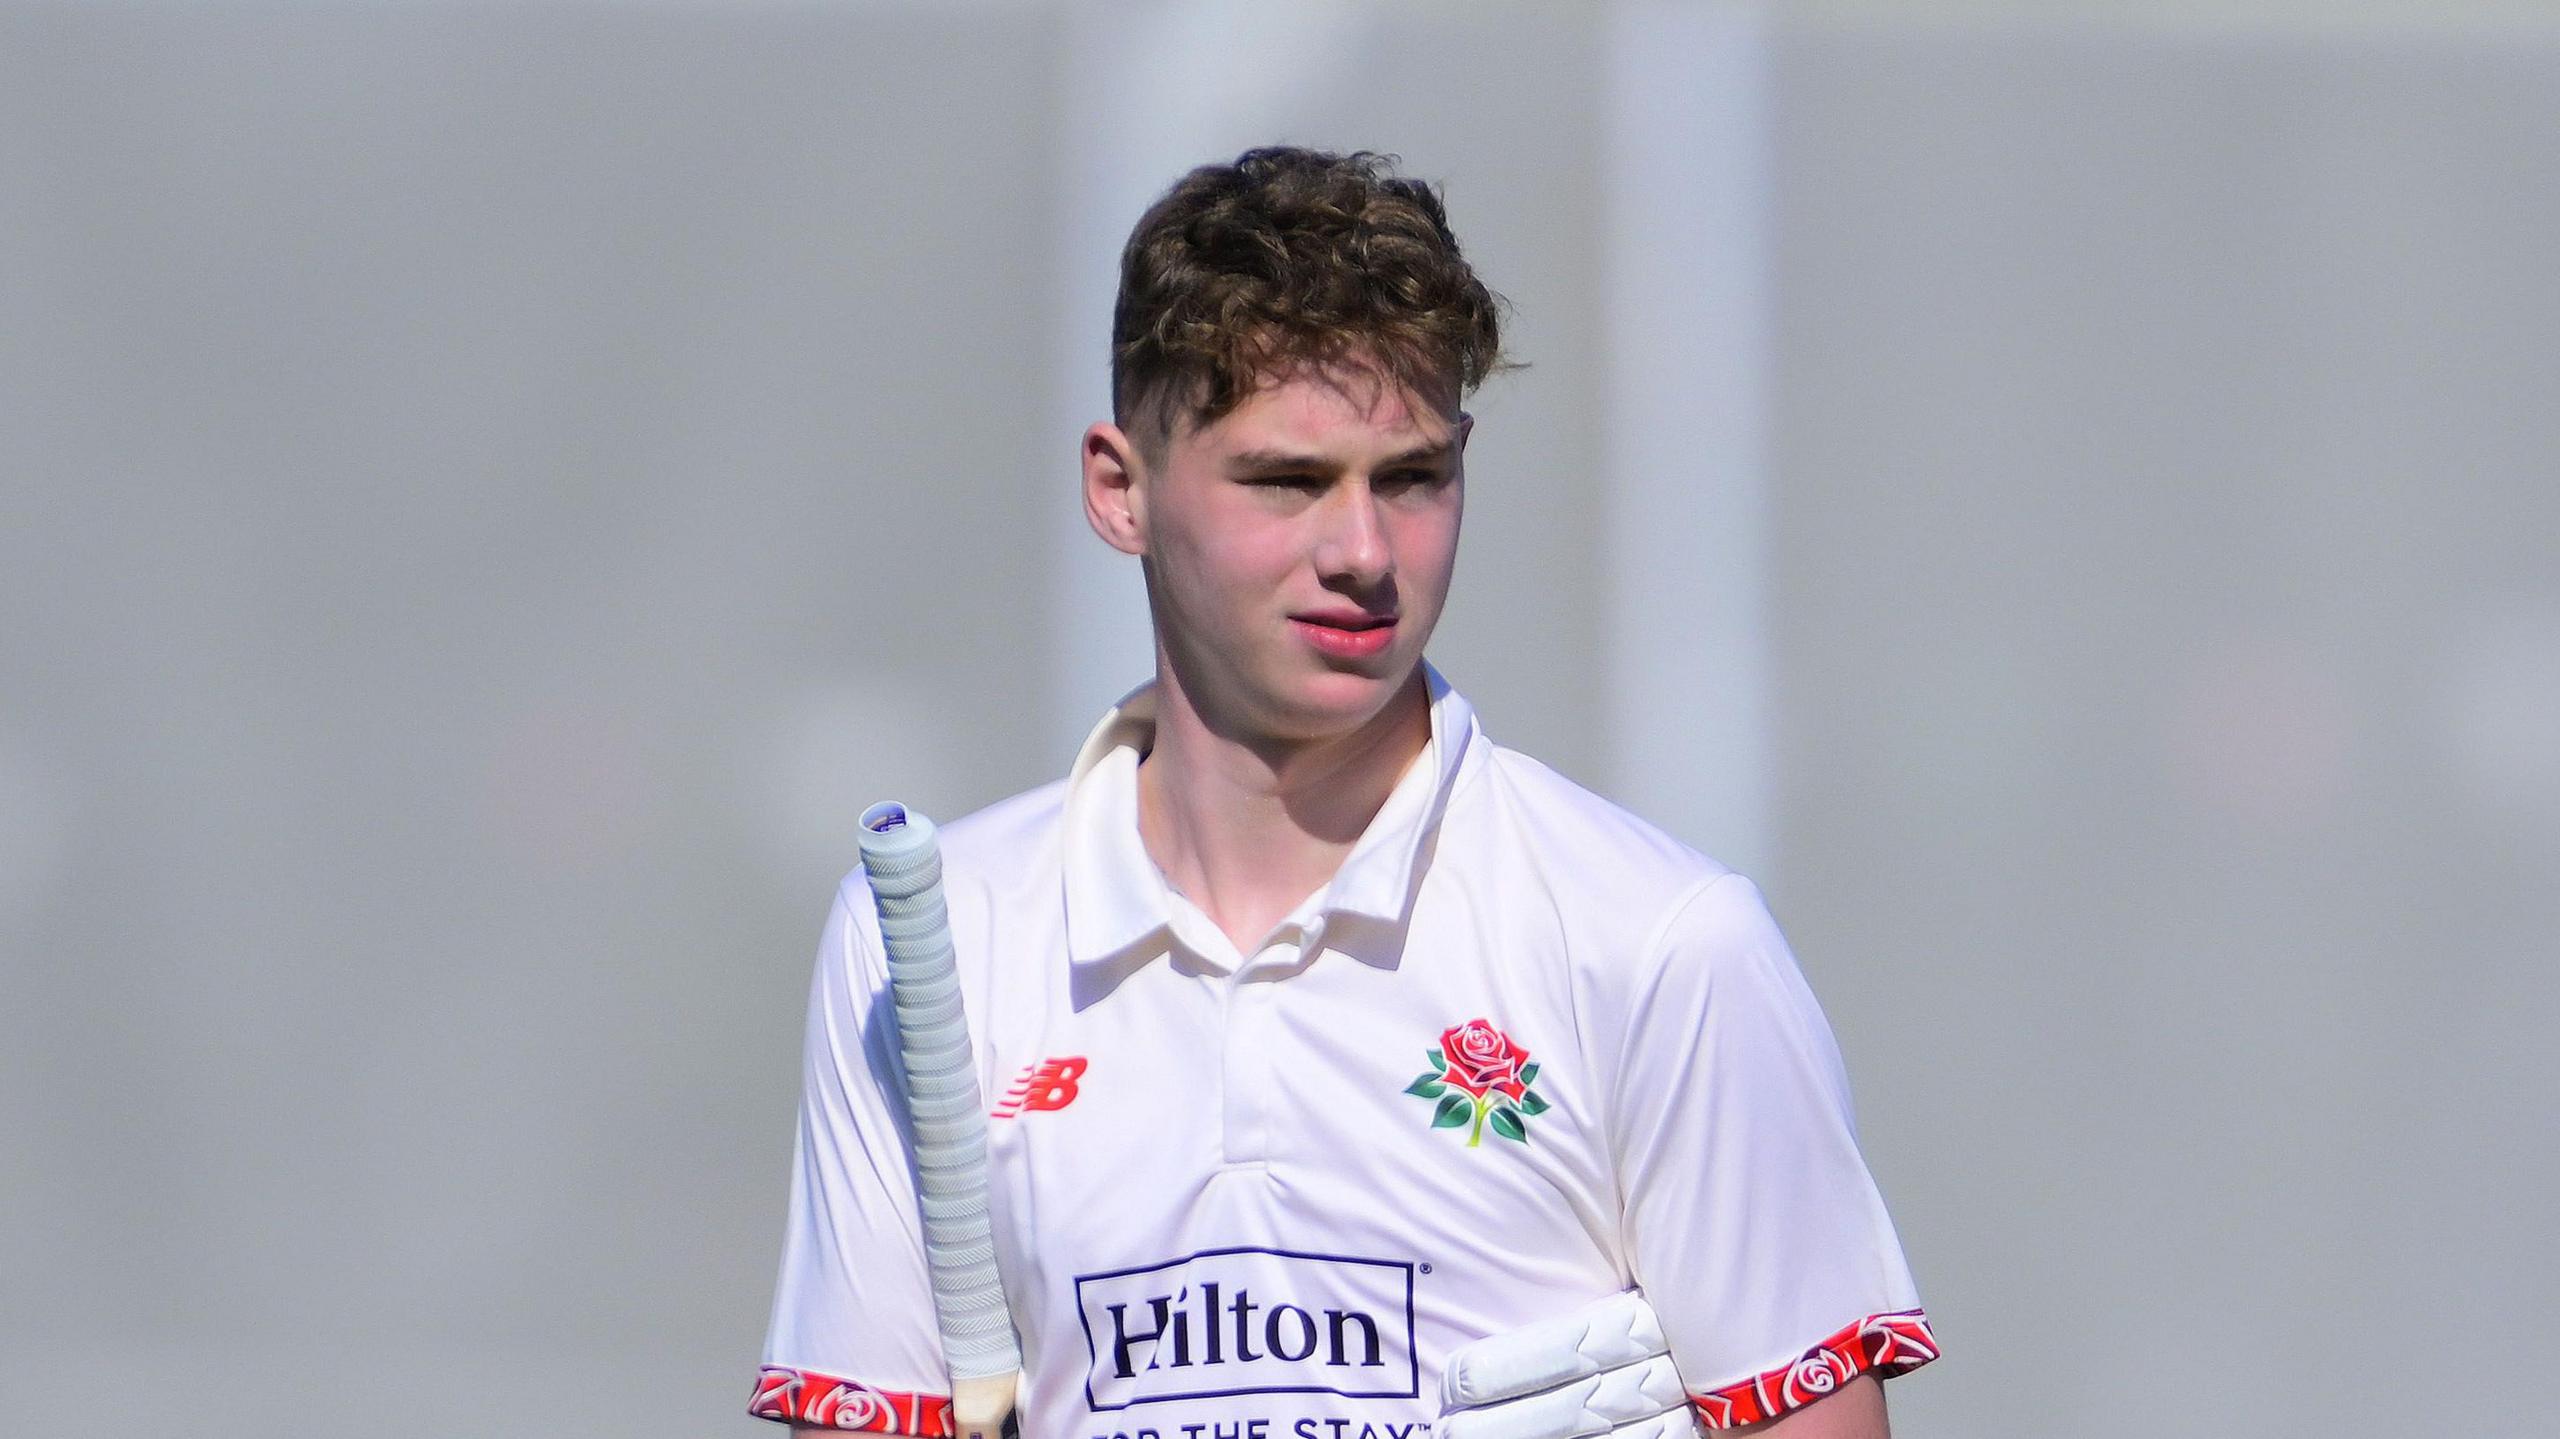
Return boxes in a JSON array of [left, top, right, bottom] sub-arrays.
[[1225, 440, 1458, 475]]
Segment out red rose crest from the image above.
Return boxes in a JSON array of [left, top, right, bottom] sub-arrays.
[[1404, 1017, 1550, 1147]]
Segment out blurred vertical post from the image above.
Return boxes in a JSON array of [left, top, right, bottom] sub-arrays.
[[1599, 0, 1774, 877], [1044, 1, 1367, 754]]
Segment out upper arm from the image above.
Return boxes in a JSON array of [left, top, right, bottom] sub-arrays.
[[1602, 875, 1937, 1430], [753, 879, 955, 1430]]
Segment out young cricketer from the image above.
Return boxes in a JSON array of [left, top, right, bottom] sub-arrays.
[[757, 147, 1935, 1439]]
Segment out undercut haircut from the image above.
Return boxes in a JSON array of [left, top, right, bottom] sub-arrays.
[[1111, 146, 1511, 449]]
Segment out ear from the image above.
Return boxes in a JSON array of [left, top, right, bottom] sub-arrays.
[[1456, 410, 1475, 452], [1082, 422, 1148, 556]]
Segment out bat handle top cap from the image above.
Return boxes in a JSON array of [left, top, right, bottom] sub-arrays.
[[856, 800, 942, 883]]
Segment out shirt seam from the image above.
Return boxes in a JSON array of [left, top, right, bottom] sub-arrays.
[[1602, 869, 1745, 1228]]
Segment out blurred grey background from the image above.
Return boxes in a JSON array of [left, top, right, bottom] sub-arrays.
[[5, 1, 2556, 1434]]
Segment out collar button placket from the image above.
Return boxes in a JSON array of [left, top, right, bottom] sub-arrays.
[[1218, 932, 1295, 1170]]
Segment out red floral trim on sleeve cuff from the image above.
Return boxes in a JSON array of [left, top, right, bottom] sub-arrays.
[[1689, 1310, 1939, 1430], [748, 1365, 955, 1434]]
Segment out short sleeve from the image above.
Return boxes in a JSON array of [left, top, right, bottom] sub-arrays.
[[1608, 874, 1938, 1430], [753, 877, 957, 1434]]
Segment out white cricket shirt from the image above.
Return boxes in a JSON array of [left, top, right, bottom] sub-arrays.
[[758, 670, 1935, 1435]]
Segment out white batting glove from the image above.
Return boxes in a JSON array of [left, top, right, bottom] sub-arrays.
[[1437, 1292, 1701, 1439]]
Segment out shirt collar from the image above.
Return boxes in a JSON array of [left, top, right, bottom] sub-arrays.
[[1062, 664, 1479, 976]]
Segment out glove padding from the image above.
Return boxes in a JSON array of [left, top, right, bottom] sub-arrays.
[[1438, 1292, 1699, 1439]]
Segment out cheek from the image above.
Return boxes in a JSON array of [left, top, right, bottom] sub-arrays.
[[1152, 514, 1294, 618], [1393, 508, 1463, 592]]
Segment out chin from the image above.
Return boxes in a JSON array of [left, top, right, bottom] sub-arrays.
[[1266, 662, 1420, 737]]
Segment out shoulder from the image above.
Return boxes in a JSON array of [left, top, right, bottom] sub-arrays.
[[1449, 744, 1817, 1081], [937, 778, 1069, 871], [832, 777, 1069, 917], [1460, 740, 1737, 923], [1453, 741, 1809, 1008]]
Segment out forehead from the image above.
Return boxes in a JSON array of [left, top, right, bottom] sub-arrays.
[[1173, 362, 1459, 459]]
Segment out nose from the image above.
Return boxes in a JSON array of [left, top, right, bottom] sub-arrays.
[[1312, 481, 1392, 589]]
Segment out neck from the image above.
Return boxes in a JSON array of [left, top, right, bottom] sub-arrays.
[[1135, 665, 1432, 956]]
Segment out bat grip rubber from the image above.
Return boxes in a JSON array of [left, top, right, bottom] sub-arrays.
[[858, 801, 1023, 1394]]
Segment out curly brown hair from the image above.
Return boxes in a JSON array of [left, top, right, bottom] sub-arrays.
[[1111, 146, 1511, 446]]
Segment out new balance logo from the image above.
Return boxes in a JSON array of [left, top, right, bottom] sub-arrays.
[[992, 1056, 1086, 1118]]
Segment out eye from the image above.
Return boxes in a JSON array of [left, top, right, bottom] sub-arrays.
[[1246, 472, 1327, 495], [1377, 467, 1449, 497]]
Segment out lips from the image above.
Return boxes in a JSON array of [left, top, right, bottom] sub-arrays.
[[1295, 609, 1393, 631], [1291, 611, 1398, 659]]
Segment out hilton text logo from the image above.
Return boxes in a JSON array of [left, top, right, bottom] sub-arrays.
[[1073, 1247, 1419, 1410]]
